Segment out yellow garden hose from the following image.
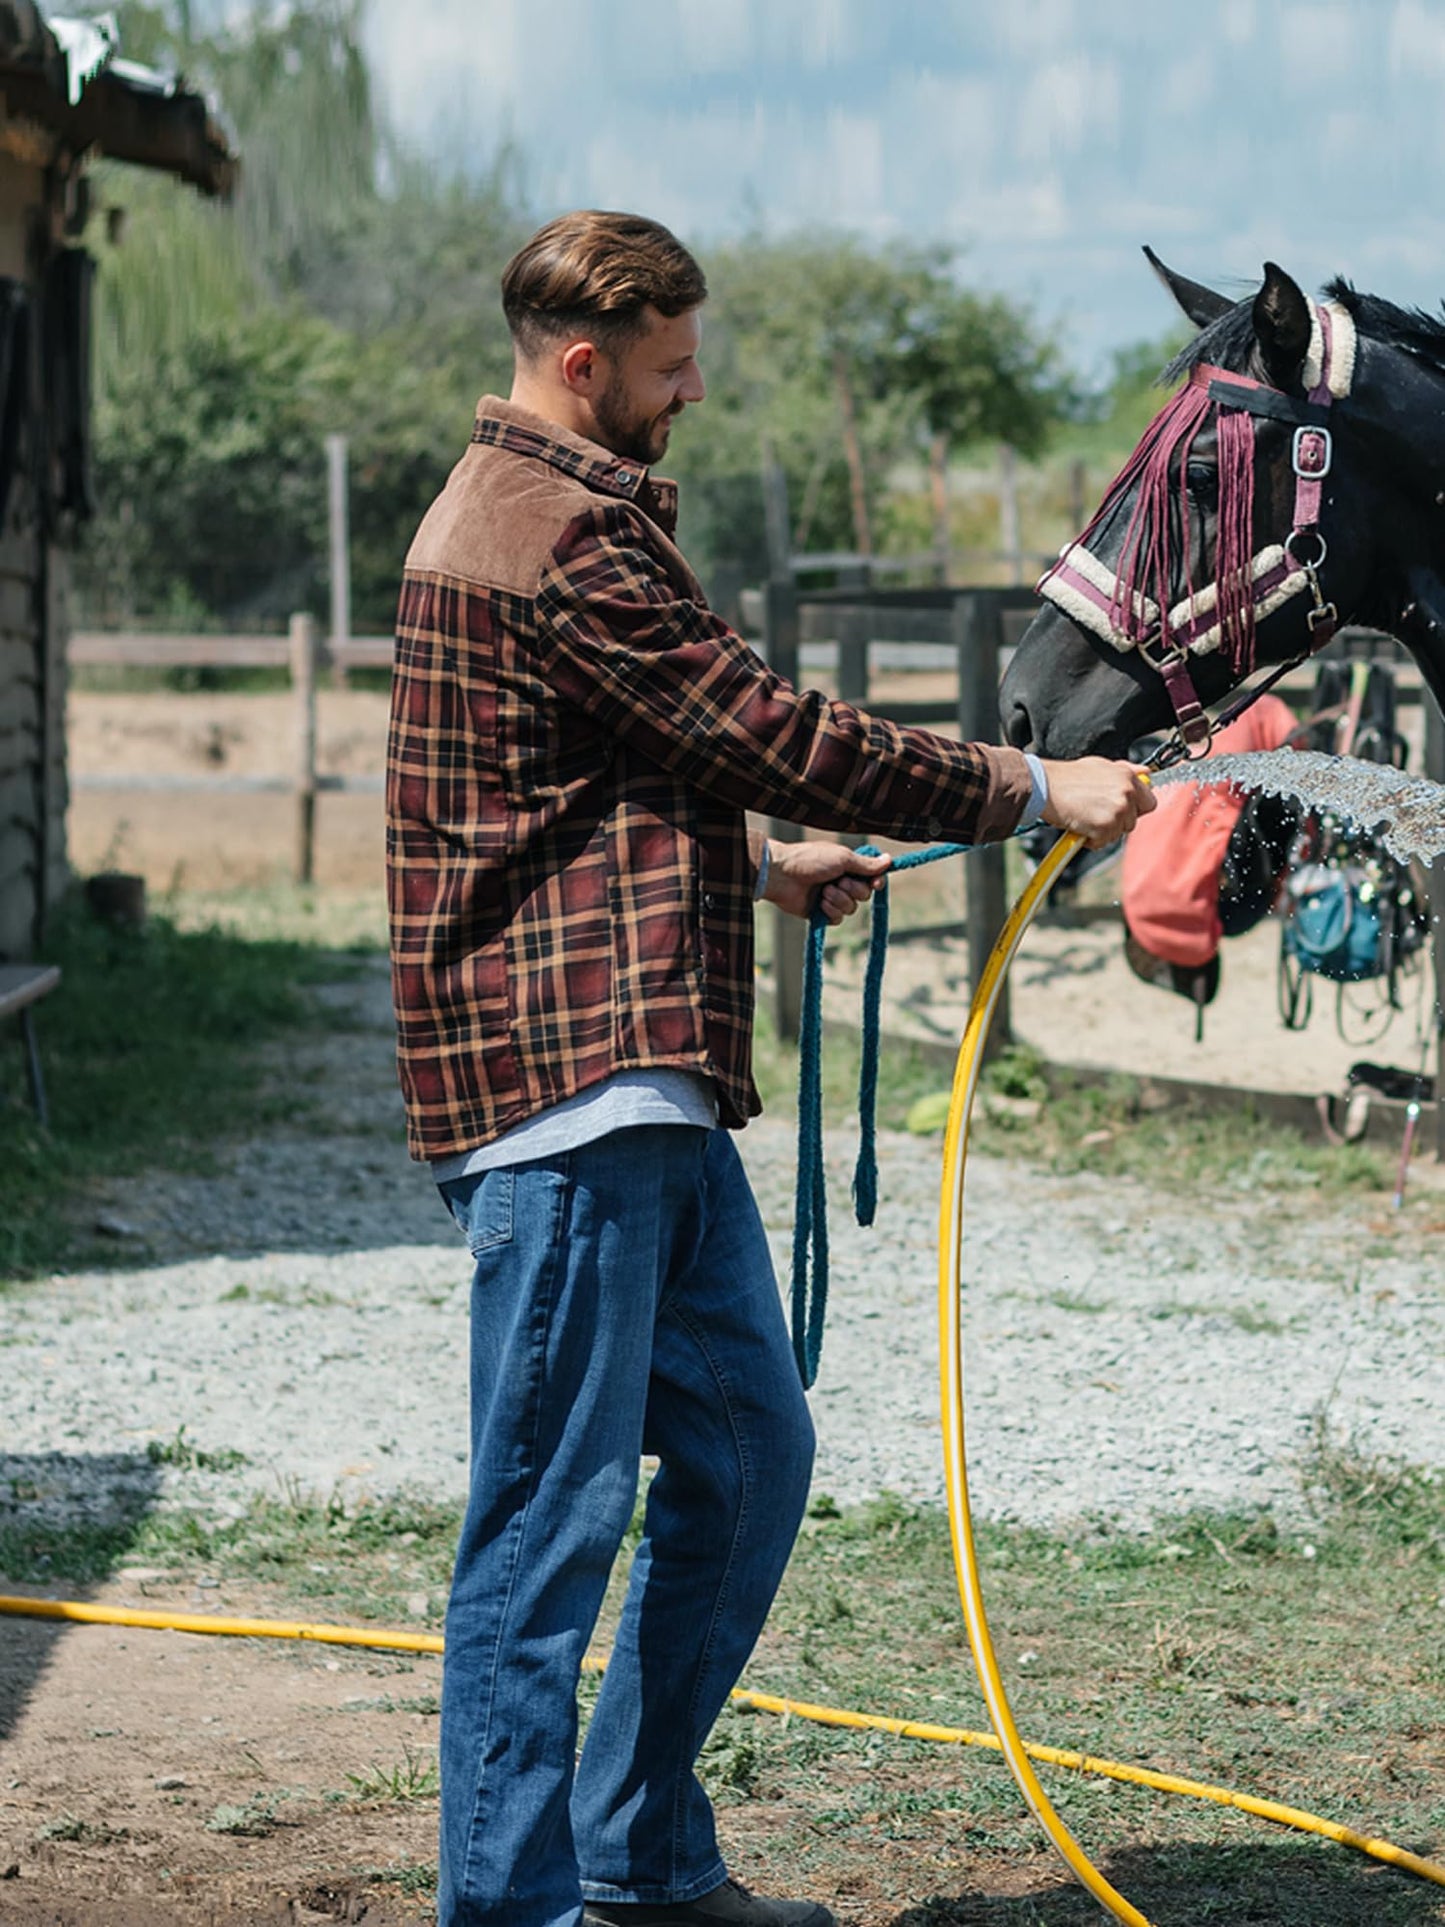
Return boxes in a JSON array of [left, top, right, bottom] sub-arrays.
[[0, 1588, 1440, 1897], [936, 828, 1163, 1921], [2, 817, 1443, 1911]]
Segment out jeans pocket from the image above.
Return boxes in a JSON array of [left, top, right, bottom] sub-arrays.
[[438, 1168, 515, 1256]]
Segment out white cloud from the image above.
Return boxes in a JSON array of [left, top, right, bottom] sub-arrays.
[[986, 0, 1077, 57], [1388, 0, 1445, 76], [885, 71, 999, 192], [1017, 56, 1121, 165], [674, 0, 759, 75], [1278, 3, 1358, 83]]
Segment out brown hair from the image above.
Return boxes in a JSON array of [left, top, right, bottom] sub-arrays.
[[501, 210, 707, 359]]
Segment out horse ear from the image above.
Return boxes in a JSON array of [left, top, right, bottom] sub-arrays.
[[1253, 262, 1313, 388], [1142, 246, 1233, 328]]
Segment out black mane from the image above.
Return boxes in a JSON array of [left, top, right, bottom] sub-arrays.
[[1162, 277, 1445, 385]]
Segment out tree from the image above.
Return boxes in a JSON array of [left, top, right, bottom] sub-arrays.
[[81, 1, 528, 630], [667, 235, 1072, 581]]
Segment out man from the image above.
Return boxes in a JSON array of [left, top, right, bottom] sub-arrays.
[[387, 209, 1152, 1927]]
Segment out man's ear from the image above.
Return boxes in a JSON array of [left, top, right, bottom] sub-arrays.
[[560, 339, 601, 394]]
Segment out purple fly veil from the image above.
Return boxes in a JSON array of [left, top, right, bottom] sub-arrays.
[[1057, 379, 1261, 674]]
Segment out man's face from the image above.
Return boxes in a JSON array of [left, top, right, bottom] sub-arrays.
[[591, 306, 705, 467]]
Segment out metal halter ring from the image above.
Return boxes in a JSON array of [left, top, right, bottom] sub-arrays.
[[1284, 527, 1328, 571]]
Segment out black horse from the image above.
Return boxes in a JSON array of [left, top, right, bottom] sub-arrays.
[[1001, 253, 1445, 760]]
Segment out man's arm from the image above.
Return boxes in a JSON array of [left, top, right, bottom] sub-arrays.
[[539, 505, 1152, 850]]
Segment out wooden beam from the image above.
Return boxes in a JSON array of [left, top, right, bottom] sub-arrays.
[[763, 577, 805, 1043], [1425, 692, 1445, 1160], [954, 593, 1011, 1058]]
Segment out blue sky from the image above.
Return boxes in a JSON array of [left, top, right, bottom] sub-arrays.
[[363, 0, 1445, 376]]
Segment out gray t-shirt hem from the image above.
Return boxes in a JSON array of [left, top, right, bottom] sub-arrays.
[[430, 1069, 720, 1181]]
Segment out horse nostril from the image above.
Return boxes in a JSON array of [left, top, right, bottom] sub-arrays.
[[1004, 701, 1035, 752]]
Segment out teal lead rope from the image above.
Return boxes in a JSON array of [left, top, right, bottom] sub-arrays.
[[791, 842, 972, 1387]]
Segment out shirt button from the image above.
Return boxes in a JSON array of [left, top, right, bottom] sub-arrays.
[[702, 893, 717, 912], [615, 471, 632, 486], [925, 817, 943, 839]]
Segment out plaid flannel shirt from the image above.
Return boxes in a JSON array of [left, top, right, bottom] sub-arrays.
[[387, 398, 1033, 1161]]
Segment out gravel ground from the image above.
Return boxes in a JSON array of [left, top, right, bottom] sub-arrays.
[[4, 958, 1442, 1538]]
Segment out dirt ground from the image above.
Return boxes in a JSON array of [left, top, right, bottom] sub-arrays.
[[0, 1577, 440, 1923]]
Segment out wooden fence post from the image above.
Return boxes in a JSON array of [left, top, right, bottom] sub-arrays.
[[1425, 693, 1445, 1159], [763, 576, 805, 1042], [953, 591, 1011, 1058], [326, 432, 351, 691], [836, 603, 869, 706], [998, 444, 1023, 585], [761, 449, 792, 582], [290, 611, 319, 886]]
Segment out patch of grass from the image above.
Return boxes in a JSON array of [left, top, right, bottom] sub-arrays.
[[0, 1480, 462, 1622], [165, 882, 388, 952], [345, 1746, 439, 1803], [340, 1692, 441, 1717], [35, 1812, 128, 1845], [133, 1487, 460, 1626], [1299, 1410, 1445, 1561], [1047, 1288, 1112, 1315], [145, 1425, 249, 1473], [1145, 1299, 1302, 1337], [0, 895, 361, 1279], [364, 1860, 439, 1899], [206, 1795, 284, 1837], [977, 1045, 1389, 1198], [0, 1450, 162, 1582]]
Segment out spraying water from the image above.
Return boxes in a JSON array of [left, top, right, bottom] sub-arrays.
[[1151, 750, 1445, 866]]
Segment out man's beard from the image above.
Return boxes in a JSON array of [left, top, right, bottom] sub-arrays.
[[593, 374, 679, 467]]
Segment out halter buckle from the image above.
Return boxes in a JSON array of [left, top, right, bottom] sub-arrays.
[[1292, 425, 1332, 479], [1140, 631, 1211, 747]]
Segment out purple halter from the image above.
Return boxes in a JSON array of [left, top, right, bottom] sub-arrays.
[[1038, 300, 1353, 756]]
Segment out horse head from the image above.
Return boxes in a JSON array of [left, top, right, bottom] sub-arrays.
[[1000, 253, 1445, 760]]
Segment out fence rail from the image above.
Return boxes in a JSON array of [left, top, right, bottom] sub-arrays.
[[71, 615, 389, 883], [71, 631, 394, 673]]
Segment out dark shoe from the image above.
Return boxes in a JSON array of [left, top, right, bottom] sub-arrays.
[[585, 1875, 835, 1927]]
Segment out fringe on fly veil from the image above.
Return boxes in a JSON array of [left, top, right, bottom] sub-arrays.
[[1044, 379, 1263, 674]]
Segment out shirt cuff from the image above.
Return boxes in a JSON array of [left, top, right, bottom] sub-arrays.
[[1018, 753, 1049, 830], [753, 838, 772, 901]]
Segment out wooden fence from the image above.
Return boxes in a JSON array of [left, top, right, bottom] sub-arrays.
[[70, 617, 392, 885]]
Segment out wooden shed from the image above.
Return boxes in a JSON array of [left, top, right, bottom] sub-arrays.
[[0, 3, 232, 956]]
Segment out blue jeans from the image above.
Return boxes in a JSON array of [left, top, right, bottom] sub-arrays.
[[437, 1125, 815, 1927]]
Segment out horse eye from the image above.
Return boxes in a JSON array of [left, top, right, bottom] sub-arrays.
[[1184, 462, 1217, 502]]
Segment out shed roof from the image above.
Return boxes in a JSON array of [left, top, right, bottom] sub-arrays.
[[0, 3, 234, 197]]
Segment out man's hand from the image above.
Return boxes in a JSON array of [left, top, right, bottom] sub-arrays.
[[1040, 758, 1156, 849], [762, 840, 892, 925]]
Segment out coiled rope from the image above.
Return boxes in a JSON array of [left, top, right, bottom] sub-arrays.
[[791, 840, 970, 1385]]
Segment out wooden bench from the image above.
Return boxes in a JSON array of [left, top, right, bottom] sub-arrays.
[[0, 965, 60, 1126]]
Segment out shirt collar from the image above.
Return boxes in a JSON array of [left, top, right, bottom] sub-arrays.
[[472, 396, 678, 537]]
